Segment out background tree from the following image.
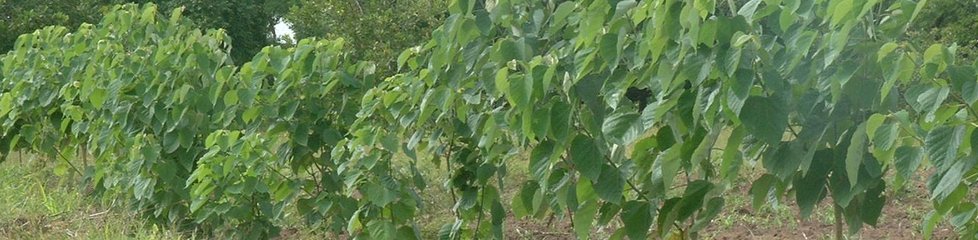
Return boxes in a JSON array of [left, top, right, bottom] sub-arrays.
[[1, 0, 293, 63], [284, 0, 446, 73], [118, 0, 294, 62], [909, 0, 978, 60], [0, 0, 107, 53]]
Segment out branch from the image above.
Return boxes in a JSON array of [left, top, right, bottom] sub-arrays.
[[51, 146, 83, 175], [603, 153, 651, 202]]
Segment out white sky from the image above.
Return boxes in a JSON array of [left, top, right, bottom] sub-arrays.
[[274, 19, 295, 42]]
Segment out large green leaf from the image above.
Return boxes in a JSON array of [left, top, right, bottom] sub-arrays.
[[893, 146, 923, 189], [574, 200, 599, 240], [529, 141, 555, 179], [675, 181, 714, 221], [601, 111, 642, 145], [594, 166, 623, 204], [739, 96, 787, 145], [571, 135, 604, 180], [794, 149, 832, 218], [845, 123, 868, 188], [925, 125, 964, 171], [932, 161, 968, 202], [860, 182, 886, 226], [620, 201, 651, 240], [750, 174, 778, 210]]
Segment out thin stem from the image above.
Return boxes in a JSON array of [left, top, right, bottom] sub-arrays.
[[473, 188, 486, 240], [445, 132, 460, 219], [570, 109, 649, 202], [52, 146, 82, 175], [604, 155, 651, 202], [270, 163, 313, 196], [81, 142, 88, 168], [787, 125, 801, 139], [949, 92, 978, 123], [834, 204, 845, 240]]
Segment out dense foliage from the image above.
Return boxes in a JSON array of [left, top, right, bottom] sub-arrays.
[[118, 0, 294, 62], [4, 0, 978, 239], [284, 0, 447, 73]]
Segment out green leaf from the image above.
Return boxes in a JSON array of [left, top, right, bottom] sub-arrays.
[[90, 88, 108, 108], [656, 198, 681, 236], [845, 122, 868, 188], [367, 220, 397, 240], [881, 54, 913, 101], [493, 38, 522, 62], [872, 122, 898, 152], [397, 47, 416, 70], [599, 33, 621, 69], [223, 89, 239, 106], [779, 8, 798, 31], [949, 65, 978, 104], [865, 114, 886, 138], [877, 42, 898, 62], [574, 200, 599, 240], [737, 0, 763, 22], [750, 174, 777, 210], [860, 182, 886, 226], [438, 221, 460, 240], [594, 167, 623, 204], [577, 177, 597, 202], [923, 210, 943, 239], [550, 101, 572, 140], [692, 197, 725, 232], [602, 111, 641, 145], [699, 19, 718, 47], [532, 104, 551, 139], [621, 201, 651, 240], [365, 182, 396, 207], [494, 67, 509, 97], [924, 44, 945, 64], [518, 182, 540, 216], [571, 135, 604, 180], [511, 74, 533, 110], [794, 149, 832, 218], [932, 161, 967, 202], [740, 96, 787, 145], [675, 181, 714, 221], [950, 202, 977, 228], [720, 126, 746, 182], [908, 84, 950, 122], [0, 94, 13, 117], [242, 107, 260, 123], [830, 0, 853, 27], [925, 126, 964, 171], [529, 141, 555, 179], [894, 146, 923, 187]]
